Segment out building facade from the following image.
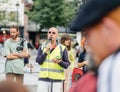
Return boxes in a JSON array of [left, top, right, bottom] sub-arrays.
[[0, 0, 34, 43], [0, 0, 24, 26], [0, 0, 24, 43]]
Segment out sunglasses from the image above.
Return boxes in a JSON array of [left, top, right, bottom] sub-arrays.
[[48, 31, 56, 34]]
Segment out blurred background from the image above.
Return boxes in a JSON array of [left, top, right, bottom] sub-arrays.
[[0, 0, 85, 46]]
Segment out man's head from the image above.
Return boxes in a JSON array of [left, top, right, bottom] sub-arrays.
[[47, 27, 58, 42], [9, 25, 19, 40], [71, 0, 120, 66]]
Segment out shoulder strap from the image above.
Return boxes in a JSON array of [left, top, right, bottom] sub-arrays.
[[59, 44, 63, 58], [19, 38, 25, 46]]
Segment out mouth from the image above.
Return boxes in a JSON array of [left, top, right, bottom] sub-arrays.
[[49, 37, 53, 39]]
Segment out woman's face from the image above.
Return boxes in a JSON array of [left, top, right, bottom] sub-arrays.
[[64, 39, 71, 46]]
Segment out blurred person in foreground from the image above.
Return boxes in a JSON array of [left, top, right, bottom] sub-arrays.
[[36, 27, 70, 92], [60, 34, 75, 92], [4, 26, 29, 84], [0, 80, 28, 92], [70, 0, 120, 92], [69, 36, 97, 92]]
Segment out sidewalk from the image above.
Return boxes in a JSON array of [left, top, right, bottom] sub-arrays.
[[24, 73, 38, 92]]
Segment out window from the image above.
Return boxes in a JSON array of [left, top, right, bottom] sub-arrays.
[[9, 11, 17, 21], [0, 0, 8, 3], [0, 11, 5, 20]]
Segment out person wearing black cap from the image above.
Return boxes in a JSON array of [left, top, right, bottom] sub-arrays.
[[70, 0, 120, 92]]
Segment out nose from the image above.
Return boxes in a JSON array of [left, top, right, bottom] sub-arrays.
[[10, 33, 15, 36], [10, 33, 14, 35]]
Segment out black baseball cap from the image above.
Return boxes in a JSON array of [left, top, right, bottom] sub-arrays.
[[70, 0, 120, 32]]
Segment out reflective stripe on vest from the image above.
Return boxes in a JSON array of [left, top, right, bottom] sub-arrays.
[[40, 68, 64, 73], [44, 59, 52, 62]]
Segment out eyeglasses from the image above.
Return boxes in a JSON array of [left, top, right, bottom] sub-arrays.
[[48, 31, 56, 34]]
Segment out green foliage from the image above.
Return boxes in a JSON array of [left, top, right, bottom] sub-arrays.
[[27, 0, 79, 30], [63, 0, 80, 25]]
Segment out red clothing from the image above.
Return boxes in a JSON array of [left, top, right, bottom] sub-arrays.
[[72, 68, 83, 83], [69, 72, 97, 92]]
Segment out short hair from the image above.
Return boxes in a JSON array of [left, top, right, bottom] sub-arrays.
[[9, 25, 19, 31]]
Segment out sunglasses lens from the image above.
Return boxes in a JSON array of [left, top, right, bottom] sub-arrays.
[[48, 32, 51, 34], [48, 31, 55, 34], [53, 32, 55, 34]]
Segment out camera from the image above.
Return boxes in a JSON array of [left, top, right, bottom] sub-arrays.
[[16, 46, 23, 52], [16, 38, 25, 52]]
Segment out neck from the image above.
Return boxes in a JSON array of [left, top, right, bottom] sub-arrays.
[[51, 40, 57, 45], [12, 37, 19, 41]]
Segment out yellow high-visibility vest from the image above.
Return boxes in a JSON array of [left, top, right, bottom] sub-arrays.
[[39, 44, 66, 80]]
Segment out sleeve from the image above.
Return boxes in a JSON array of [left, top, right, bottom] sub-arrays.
[[3, 41, 10, 57], [58, 48, 70, 69], [78, 52, 85, 63], [36, 46, 47, 65]]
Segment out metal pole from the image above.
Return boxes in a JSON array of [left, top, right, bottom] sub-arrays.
[[16, 2, 19, 26], [2, 30, 6, 45]]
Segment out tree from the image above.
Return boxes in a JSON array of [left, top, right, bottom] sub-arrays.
[[63, 0, 80, 25], [26, 0, 79, 30]]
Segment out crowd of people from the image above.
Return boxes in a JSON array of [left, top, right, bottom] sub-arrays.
[[2, 25, 86, 92], [1, 0, 120, 92]]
